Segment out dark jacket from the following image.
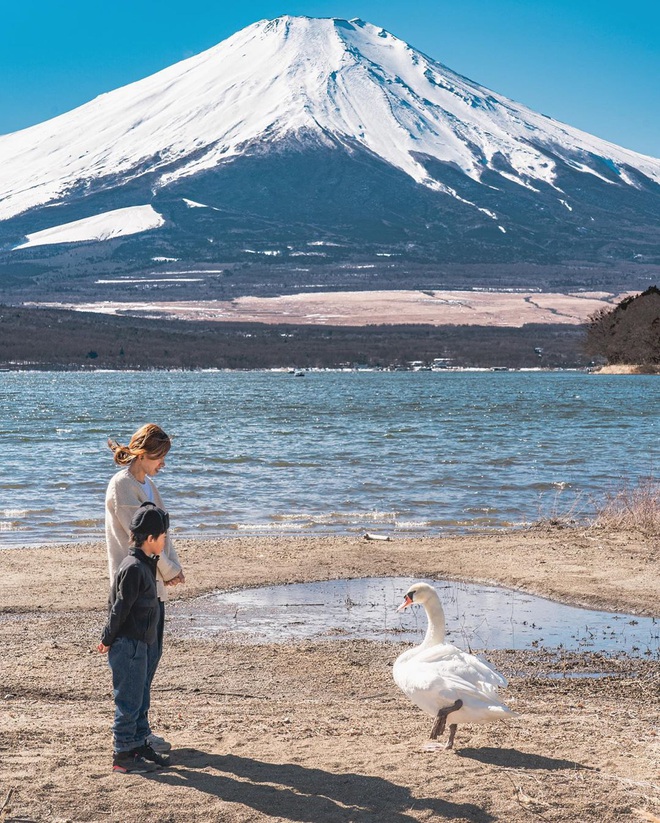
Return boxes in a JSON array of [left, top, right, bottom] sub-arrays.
[[101, 549, 159, 647]]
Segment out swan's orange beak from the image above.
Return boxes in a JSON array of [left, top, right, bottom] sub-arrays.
[[397, 594, 414, 612]]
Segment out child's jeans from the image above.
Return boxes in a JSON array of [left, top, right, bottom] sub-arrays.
[[108, 636, 159, 752]]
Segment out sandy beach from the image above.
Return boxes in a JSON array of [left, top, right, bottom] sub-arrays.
[[1, 530, 658, 822]]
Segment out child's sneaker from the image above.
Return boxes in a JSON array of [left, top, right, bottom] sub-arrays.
[[146, 732, 171, 752], [112, 750, 159, 774], [136, 742, 171, 767]]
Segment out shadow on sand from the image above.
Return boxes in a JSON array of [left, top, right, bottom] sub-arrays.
[[456, 747, 598, 772], [146, 748, 495, 822]]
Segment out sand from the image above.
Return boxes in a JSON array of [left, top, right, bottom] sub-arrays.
[[594, 365, 660, 375], [1, 529, 658, 822]]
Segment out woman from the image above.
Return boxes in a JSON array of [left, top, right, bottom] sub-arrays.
[[105, 423, 184, 754]]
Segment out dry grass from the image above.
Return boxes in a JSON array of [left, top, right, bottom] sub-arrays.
[[591, 477, 660, 535], [531, 488, 588, 530], [532, 478, 660, 536]]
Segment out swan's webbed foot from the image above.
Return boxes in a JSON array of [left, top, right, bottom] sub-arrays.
[[429, 699, 463, 740], [445, 723, 458, 749]]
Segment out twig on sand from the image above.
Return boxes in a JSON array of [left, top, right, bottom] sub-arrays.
[[0, 787, 15, 816], [597, 773, 660, 793], [632, 809, 660, 823], [500, 771, 549, 814], [155, 687, 267, 699]]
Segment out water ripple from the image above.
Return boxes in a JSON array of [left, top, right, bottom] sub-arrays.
[[0, 371, 657, 545]]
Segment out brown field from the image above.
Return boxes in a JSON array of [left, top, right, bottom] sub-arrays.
[[30, 288, 630, 327]]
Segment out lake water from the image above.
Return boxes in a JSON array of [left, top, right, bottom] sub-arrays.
[[0, 370, 657, 545]]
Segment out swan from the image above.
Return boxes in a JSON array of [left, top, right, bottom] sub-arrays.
[[393, 581, 516, 749]]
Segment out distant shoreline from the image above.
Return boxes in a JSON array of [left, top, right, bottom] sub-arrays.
[[3, 363, 658, 374], [0, 364, 589, 373], [0, 303, 589, 370]]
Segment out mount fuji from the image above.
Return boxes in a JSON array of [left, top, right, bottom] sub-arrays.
[[1, 16, 659, 298]]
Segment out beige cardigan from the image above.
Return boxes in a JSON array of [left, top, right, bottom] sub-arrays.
[[105, 467, 182, 601]]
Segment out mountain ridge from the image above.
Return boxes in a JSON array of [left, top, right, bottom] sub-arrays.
[[1, 15, 658, 298]]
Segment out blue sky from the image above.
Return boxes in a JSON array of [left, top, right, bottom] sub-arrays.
[[2, 0, 658, 156]]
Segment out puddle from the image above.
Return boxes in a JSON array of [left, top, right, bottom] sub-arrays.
[[167, 577, 659, 656]]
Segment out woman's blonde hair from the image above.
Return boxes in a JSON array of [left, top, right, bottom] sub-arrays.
[[108, 423, 171, 466]]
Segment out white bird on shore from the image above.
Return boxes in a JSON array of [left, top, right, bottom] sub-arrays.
[[393, 582, 516, 749]]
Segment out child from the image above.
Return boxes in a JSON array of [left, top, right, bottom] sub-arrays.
[[98, 502, 172, 774]]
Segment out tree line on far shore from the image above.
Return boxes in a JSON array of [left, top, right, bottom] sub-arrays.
[[0, 304, 585, 370]]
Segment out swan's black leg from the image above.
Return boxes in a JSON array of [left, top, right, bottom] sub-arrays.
[[446, 723, 458, 749], [430, 712, 447, 739], [429, 699, 463, 740]]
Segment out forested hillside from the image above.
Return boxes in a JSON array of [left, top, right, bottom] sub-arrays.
[[586, 286, 660, 366]]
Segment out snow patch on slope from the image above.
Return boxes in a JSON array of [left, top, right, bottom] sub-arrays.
[[13, 205, 164, 249], [183, 198, 219, 209]]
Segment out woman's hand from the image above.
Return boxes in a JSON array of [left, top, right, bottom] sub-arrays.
[[165, 570, 185, 586], [97, 642, 110, 653]]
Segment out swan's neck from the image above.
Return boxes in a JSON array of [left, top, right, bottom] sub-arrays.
[[420, 594, 446, 648]]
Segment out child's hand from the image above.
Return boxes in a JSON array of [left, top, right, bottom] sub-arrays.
[[97, 642, 110, 653]]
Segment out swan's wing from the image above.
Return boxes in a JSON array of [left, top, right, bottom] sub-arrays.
[[394, 665, 479, 712], [436, 672, 502, 701], [414, 644, 508, 689], [394, 659, 515, 719], [414, 643, 463, 664], [416, 670, 511, 712], [434, 673, 517, 720], [394, 646, 420, 668]]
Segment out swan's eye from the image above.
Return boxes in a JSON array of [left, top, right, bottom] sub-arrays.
[[406, 591, 414, 601]]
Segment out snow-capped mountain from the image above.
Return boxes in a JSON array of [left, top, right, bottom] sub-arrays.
[[1, 16, 659, 295]]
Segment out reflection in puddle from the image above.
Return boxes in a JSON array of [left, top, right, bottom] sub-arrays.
[[168, 577, 659, 656]]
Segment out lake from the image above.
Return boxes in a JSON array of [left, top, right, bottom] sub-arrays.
[[0, 370, 657, 545]]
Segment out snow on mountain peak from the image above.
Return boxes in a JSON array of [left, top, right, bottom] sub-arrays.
[[0, 15, 658, 222]]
